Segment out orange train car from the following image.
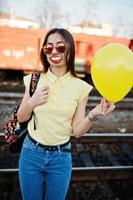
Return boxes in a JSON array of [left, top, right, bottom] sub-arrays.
[[0, 26, 132, 80]]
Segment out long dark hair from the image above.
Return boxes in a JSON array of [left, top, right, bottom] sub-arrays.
[[40, 28, 76, 77]]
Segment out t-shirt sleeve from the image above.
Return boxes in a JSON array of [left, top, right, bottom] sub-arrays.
[[23, 74, 32, 92], [78, 82, 93, 103]]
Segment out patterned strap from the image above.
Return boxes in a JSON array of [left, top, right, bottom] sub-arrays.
[[29, 72, 41, 97], [29, 72, 41, 130], [19, 72, 40, 130]]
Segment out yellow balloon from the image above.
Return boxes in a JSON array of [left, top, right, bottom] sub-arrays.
[[91, 43, 133, 102]]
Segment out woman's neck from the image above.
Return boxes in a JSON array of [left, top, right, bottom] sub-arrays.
[[50, 66, 67, 77]]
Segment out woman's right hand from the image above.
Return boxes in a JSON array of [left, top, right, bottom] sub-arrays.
[[28, 86, 49, 108]]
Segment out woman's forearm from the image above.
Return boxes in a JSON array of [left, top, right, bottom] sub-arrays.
[[17, 99, 34, 122], [73, 97, 115, 138], [73, 115, 93, 138]]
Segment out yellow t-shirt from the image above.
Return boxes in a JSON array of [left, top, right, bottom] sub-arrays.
[[24, 69, 93, 145]]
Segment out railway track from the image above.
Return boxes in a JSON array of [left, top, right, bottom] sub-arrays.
[[0, 133, 133, 178], [0, 79, 133, 97], [0, 91, 133, 199], [0, 133, 133, 199], [0, 92, 132, 109], [0, 92, 132, 132]]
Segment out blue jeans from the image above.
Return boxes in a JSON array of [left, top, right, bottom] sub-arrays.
[[19, 135, 72, 200]]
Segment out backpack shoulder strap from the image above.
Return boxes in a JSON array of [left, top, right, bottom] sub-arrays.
[[29, 72, 41, 130], [29, 72, 41, 96]]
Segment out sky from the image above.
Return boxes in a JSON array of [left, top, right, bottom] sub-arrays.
[[4, 0, 133, 37]]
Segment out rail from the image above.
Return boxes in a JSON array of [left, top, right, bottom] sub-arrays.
[[0, 132, 133, 143], [0, 93, 132, 109], [0, 133, 133, 180]]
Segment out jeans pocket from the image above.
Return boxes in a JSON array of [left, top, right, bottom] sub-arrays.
[[23, 135, 37, 151]]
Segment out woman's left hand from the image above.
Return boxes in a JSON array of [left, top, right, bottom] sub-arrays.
[[89, 98, 115, 119]]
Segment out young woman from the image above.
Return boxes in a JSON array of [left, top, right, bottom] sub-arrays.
[[17, 28, 115, 200]]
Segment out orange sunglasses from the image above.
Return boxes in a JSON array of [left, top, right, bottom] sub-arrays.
[[43, 43, 66, 55]]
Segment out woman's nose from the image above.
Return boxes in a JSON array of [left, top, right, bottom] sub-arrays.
[[51, 47, 58, 54]]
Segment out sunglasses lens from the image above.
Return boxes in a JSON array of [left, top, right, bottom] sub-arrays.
[[43, 44, 66, 54], [43, 46, 53, 54], [56, 45, 66, 53]]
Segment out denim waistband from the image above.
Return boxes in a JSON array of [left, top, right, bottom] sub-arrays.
[[27, 134, 71, 153]]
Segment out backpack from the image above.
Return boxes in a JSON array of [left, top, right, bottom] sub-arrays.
[[3, 72, 40, 153]]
